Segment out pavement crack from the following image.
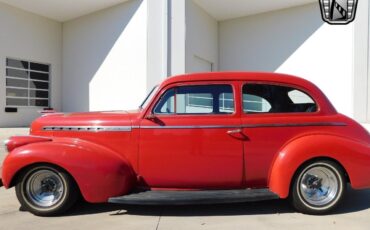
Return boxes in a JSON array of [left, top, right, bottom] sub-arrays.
[[155, 208, 163, 230]]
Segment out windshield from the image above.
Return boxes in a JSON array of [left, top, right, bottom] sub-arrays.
[[139, 85, 159, 109]]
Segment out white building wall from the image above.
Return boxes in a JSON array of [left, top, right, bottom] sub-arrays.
[[170, 0, 186, 76], [0, 2, 62, 127], [354, 0, 369, 123], [147, 0, 168, 90], [219, 3, 354, 118], [0, 0, 366, 127], [62, 0, 148, 112], [185, 0, 218, 73]]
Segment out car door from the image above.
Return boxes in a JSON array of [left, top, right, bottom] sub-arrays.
[[240, 82, 326, 188], [138, 82, 244, 189]]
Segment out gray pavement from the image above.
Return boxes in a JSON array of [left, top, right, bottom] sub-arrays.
[[1, 128, 370, 230]]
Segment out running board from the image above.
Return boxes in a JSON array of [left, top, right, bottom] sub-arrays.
[[108, 189, 279, 205]]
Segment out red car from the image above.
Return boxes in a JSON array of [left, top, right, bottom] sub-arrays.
[[1, 72, 369, 216]]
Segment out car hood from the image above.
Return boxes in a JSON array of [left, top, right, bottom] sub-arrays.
[[30, 110, 140, 135]]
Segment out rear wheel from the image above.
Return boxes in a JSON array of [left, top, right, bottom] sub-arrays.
[[15, 165, 78, 216], [290, 160, 346, 214]]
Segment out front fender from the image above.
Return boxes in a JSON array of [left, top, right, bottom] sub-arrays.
[[268, 135, 370, 198], [2, 137, 136, 203]]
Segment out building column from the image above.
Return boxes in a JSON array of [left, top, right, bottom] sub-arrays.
[[169, 0, 186, 76], [353, 0, 369, 122], [147, 0, 170, 90]]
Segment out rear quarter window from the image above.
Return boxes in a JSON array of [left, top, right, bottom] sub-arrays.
[[243, 84, 317, 114]]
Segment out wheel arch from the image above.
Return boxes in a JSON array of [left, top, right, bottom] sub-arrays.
[[2, 138, 137, 203], [9, 162, 81, 194], [268, 134, 370, 198]]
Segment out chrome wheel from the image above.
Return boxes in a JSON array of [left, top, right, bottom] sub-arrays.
[[26, 169, 65, 207], [16, 165, 79, 216], [299, 166, 339, 207], [291, 160, 346, 214]]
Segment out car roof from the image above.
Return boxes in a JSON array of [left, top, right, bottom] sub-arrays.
[[159, 72, 337, 115], [162, 72, 314, 88]]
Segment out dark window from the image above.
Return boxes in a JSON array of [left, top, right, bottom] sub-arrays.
[[242, 84, 317, 113], [6, 59, 28, 69], [219, 92, 234, 111], [155, 88, 175, 114], [154, 85, 235, 115], [30, 62, 49, 72], [5, 58, 50, 107], [29, 90, 49, 99], [30, 81, 49, 90], [30, 72, 49, 81], [29, 99, 49, 107]]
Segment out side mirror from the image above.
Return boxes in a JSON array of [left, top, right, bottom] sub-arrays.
[[144, 113, 165, 126], [145, 113, 156, 120]]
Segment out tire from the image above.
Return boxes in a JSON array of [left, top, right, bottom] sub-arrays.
[[15, 165, 78, 216], [290, 160, 346, 215]]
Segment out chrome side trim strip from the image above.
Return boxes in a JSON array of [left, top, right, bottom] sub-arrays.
[[136, 125, 240, 129], [42, 126, 132, 132], [242, 122, 347, 128], [42, 122, 346, 132], [133, 122, 347, 129]]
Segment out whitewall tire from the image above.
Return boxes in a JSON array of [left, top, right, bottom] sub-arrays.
[[290, 160, 346, 214], [15, 165, 78, 216]]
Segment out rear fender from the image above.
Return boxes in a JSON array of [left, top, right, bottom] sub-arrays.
[[2, 137, 136, 203], [268, 135, 370, 198]]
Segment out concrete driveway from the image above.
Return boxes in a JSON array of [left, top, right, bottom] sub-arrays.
[[1, 128, 370, 230]]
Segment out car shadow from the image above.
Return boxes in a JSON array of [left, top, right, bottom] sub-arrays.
[[67, 199, 291, 217], [64, 188, 370, 217], [332, 188, 370, 214]]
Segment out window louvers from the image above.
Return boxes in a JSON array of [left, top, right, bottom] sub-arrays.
[[5, 58, 50, 107]]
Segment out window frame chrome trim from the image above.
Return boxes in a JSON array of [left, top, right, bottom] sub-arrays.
[[152, 83, 237, 116]]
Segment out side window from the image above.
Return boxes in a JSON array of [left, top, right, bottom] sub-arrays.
[[243, 94, 271, 113], [219, 92, 235, 113], [288, 90, 314, 104], [242, 84, 317, 113], [154, 88, 175, 114], [154, 85, 235, 114], [182, 91, 213, 114]]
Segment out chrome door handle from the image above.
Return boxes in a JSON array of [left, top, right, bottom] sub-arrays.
[[227, 129, 242, 134], [227, 128, 248, 140]]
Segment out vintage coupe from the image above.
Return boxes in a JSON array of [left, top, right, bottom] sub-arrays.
[[1, 72, 370, 216]]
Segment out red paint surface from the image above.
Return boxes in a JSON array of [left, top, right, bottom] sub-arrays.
[[1, 72, 369, 201]]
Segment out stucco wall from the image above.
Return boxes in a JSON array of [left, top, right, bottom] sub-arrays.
[[219, 3, 354, 118], [0, 2, 62, 127], [353, 0, 369, 123], [147, 0, 168, 91], [62, 0, 147, 112], [185, 0, 218, 73]]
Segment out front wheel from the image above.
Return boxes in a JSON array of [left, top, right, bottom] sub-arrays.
[[15, 165, 78, 216], [290, 160, 346, 215]]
